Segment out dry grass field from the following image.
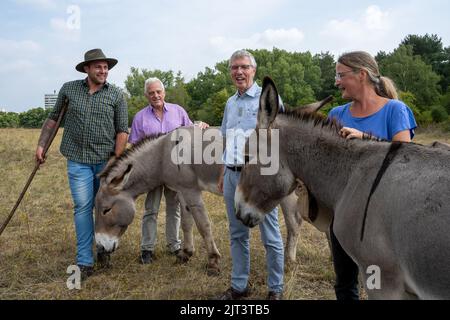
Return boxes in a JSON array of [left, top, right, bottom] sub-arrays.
[[0, 128, 448, 300]]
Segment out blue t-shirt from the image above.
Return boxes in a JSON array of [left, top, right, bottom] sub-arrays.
[[328, 100, 417, 141]]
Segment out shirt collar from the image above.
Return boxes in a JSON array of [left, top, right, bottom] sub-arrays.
[[83, 77, 109, 89], [236, 82, 259, 98], [149, 103, 168, 113]]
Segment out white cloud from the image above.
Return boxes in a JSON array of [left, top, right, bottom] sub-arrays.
[[210, 28, 305, 56], [364, 5, 391, 31], [320, 5, 393, 54]]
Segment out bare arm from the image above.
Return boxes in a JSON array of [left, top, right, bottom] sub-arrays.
[[115, 132, 129, 157], [340, 127, 411, 142], [35, 119, 57, 163], [392, 130, 411, 143]]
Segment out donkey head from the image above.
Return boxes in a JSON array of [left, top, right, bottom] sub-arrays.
[[234, 77, 297, 227], [95, 162, 136, 253]]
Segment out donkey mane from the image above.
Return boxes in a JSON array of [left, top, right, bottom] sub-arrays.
[[99, 132, 168, 179], [279, 108, 386, 142], [279, 108, 342, 135]]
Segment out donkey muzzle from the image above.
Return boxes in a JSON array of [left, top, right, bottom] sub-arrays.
[[95, 232, 119, 253], [235, 205, 262, 228]]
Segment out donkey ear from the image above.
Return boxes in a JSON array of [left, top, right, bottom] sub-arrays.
[[109, 164, 133, 192], [301, 95, 334, 113], [258, 77, 279, 129]]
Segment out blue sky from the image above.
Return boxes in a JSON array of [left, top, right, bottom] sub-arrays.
[[1, 0, 450, 112]]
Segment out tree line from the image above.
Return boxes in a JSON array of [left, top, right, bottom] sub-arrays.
[[2, 33, 450, 130]]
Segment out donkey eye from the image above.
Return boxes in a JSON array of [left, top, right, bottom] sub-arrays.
[[103, 208, 112, 215]]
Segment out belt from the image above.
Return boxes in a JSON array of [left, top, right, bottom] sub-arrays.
[[226, 165, 242, 172]]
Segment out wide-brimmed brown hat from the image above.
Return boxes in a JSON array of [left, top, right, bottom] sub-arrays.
[[75, 48, 118, 73]]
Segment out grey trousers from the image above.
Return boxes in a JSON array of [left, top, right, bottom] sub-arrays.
[[141, 185, 181, 252]]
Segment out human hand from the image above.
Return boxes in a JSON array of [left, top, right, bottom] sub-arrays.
[[194, 121, 210, 129], [339, 127, 364, 140], [35, 146, 46, 164]]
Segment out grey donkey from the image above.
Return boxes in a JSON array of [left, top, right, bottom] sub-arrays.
[[235, 77, 450, 299]]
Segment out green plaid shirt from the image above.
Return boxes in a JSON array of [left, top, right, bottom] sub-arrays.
[[49, 79, 129, 164]]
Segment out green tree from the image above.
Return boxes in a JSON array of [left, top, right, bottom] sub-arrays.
[[185, 66, 232, 117], [313, 52, 339, 99], [379, 45, 441, 108], [253, 48, 320, 107], [196, 88, 229, 125], [401, 34, 450, 92], [431, 106, 448, 123], [440, 89, 450, 114], [440, 47, 450, 93], [124, 67, 176, 97], [398, 91, 429, 125], [18, 108, 50, 128], [0, 112, 20, 128], [375, 51, 389, 65], [401, 34, 444, 70], [126, 95, 148, 126], [165, 72, 192, 114]]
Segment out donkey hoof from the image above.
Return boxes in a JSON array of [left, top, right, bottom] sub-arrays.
[[96, 251, 111, 269]]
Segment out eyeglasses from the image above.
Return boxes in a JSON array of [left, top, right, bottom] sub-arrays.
[[335, 70, 356, 81], [230, 64, 253, 71]]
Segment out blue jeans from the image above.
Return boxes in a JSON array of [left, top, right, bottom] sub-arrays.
[[223, 168, 284, 293], [67, 160, 106, 266]]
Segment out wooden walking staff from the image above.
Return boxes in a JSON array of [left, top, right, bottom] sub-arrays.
[[0, 98, 69, 237]]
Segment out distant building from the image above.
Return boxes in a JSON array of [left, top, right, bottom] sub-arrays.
[[45, 90, 58, 110], [0, 108, 6, 113]]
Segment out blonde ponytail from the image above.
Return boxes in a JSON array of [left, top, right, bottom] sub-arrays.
[[376, 76, 398, 100]]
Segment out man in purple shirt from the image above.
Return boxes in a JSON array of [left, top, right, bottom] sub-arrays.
[[129, 77, 208, 264]]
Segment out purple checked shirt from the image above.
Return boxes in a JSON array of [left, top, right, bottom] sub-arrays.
[[128, 103, 193, 144]]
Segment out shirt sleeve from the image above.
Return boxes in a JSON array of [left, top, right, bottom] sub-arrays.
[[220, 102, 229, 137], [327, 107, 338, 120], [114, 90, 129, 134], [180, 107, 193, 126], [128, 113, 141, 145], [390, 102, 418, 139], [48, 83, 68, 122]]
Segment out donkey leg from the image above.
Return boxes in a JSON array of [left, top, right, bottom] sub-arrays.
[[180, 189, 221, 276], [175, 193, 195, 263], [280, 191, 303, 264]]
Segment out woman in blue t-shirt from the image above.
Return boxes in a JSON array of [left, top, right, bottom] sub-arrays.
[[327, 51, 417, 300]]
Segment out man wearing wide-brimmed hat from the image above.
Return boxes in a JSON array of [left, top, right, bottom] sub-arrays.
[[35, 48, 128, 280]]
